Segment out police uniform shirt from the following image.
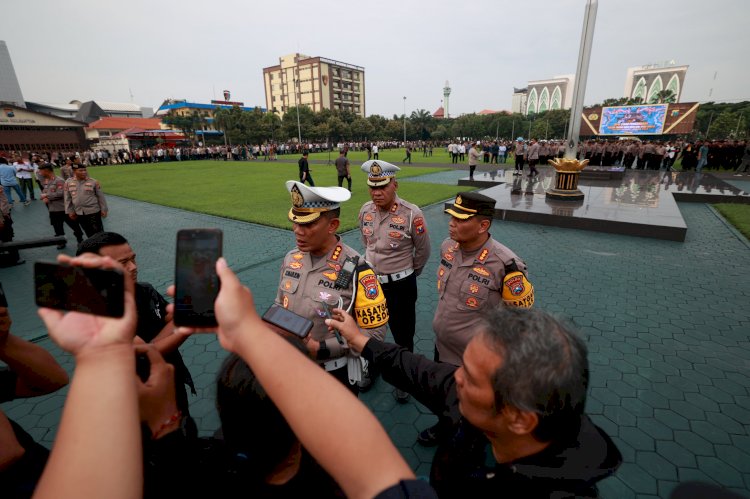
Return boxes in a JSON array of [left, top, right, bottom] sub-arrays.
[[433, 236, 529, 366], [64, 177, 108, 215], [276, 239, 386, 360], [41, 175, 66, 212], [358, 196, 430, 275]]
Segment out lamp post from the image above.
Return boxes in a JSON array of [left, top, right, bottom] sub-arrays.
[[403, 96, 407, 145], [294, 79, 302, 145]]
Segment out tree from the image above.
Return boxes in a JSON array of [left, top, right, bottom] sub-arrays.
[[350, 118, 375, 140], [162, 111, 206, 145], [410, 109, 433, 139], [653, 89, 676, 104]]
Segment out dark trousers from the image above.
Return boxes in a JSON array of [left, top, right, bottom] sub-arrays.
[[515, 154, 524, 171], [299, 173, 315, 186], [49, 211, 83, 241], [381, 273, 417, 352], [77, 212, 104, 238], [327, 364, 359, 396], [469, 165, 477, 179], [337, 175, 352, 190], [0, 215, 21, 265], [19, 178, 36, 199]]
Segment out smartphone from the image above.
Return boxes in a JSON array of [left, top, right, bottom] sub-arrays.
[[262, 304, 313, 339], [173, 229, 222, 327], [0, 283, 7, 308], [34, 262, 125, 317]]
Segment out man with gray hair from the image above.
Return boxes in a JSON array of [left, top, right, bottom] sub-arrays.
[[327, 306, 622, 497]]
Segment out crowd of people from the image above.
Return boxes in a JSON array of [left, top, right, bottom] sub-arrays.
[[0, 151, 633, 498]]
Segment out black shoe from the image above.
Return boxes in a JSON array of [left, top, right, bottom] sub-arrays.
[[57, 242, 67, 249], [417, 423, 442, 447], [393, 389, 410, 404]]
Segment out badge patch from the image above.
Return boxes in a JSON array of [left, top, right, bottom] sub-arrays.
[[389, 242, 399, 249], [319, 291, 332, 302], [391, 216, 405, 224], [388, 231, 402, 239], [283, 280, 292, 290], [363, 228, 373, 236], [359, 273, 379, 299], [331, 245, 342, 261], [414, 217, 425, 234], [288, 262, 302, 269], [465, 297, 479, 308], [473, 267, 490, 277], [390, 203, 398, 213], [327, 262, 341, 272], [504, 274, 525, 296], [478, 249, 489, 262], [293, 253, 304, 260], [438, 268, 445, 278], [282, 295, 289, 308], [469, 283, 480, 294], [323, 271, 338, 281], [444, 252, 454, 262], [364, 213, 374, 222]]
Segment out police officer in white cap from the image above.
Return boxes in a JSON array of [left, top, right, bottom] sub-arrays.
[[359, 160, 431, 402], [276, 181, 388, 394]]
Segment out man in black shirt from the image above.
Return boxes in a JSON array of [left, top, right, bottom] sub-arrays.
[[77, 232, 195, 416], [327, 306, 622, 498], [298, 151, 314, 186]]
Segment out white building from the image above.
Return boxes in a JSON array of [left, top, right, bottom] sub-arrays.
[[524, 75, 575, 115], [623, 63, 688, 103], [0, 41, 25, 108]]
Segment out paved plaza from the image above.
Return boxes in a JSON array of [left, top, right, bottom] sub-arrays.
[[0, 168, 748, 498]]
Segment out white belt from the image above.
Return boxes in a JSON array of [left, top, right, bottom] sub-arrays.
[[321, 357, 348, 372], [377, 268, 414, 284]]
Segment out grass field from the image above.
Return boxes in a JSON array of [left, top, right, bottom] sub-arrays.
[[305, 148, 454, 164], [714, 203, 750, 239], [87, 160, 464, 231]]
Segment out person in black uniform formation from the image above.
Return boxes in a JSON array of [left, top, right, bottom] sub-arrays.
[[298, 151, 314, 186]]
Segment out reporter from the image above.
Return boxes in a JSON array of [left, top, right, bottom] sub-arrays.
[[0, 303, 68, 498], [34, 253, 142, 499], [174, 258, 435, 499]]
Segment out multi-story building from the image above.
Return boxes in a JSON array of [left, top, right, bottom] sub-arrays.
[[154, 99, 262, 130], [524, 75, 575, 115], [511, 87, 528, 115], [624, 63, 688, 103], [263, 53, 365, 118]]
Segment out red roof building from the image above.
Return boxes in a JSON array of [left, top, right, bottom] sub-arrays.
[[433, 106, 445, 119]]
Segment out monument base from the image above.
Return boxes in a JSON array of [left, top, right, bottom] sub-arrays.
[[546, 188, 585, 201]]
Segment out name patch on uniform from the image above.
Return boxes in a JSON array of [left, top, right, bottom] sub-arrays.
[[440, 258, 453, 269], [468, 274, 491, 286], [284, 270, 300, 279]]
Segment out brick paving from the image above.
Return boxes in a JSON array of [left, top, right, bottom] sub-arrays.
[[0, 174, 748, 497]]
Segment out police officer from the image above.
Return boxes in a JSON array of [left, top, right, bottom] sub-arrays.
[[277, 181, 387, 394], [38, 163, 83, 248], [419, 191, 534, 446], [63, 164, 108, 238], [359, 160, 430, 401]]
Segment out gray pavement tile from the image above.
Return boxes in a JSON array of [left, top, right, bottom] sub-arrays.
[[2, 190, 750, 498]]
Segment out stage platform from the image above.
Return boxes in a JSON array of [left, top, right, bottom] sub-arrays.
[[451, 170, 750, 242]]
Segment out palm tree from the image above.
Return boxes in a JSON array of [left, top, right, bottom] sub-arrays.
[[410, 109, 433, 139], [653, 90, 676, 104]]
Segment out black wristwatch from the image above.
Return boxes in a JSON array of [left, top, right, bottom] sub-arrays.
[[318, 340, 330, 360]]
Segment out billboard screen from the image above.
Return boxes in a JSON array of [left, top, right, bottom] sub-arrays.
[[599, 104, 668, 135]]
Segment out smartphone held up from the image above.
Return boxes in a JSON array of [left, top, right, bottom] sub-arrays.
[[173, 229, 222, 328], [34, 262, 125, 317]]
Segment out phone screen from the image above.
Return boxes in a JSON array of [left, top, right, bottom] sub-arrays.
[[262, 304, 313, 338], [0, 283, 7, 308], [34, 262, 125, 317], [174, 229, 222, 327]]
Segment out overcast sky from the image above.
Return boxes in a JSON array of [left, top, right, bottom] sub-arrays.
[[4, 0, 748, 116]]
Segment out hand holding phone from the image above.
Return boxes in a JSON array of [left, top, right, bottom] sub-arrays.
[[262, 304, 313, 339], [174, 229, 223, 327], [35, 261, 125, 317]]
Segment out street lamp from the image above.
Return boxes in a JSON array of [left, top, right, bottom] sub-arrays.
[[403, 96, 407, 145], [294, 78, 302, 145]]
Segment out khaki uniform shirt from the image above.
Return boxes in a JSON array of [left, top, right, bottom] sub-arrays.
[[276, 239, 386, 361], [359, 197, 431, 276], [468, 147, 482, 166], [433, 236, 528, 366], [41, 175, 66, 212], [527, 143, 540, 160], [64, 177, 108, 216], [60, 165, 73, 180]]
